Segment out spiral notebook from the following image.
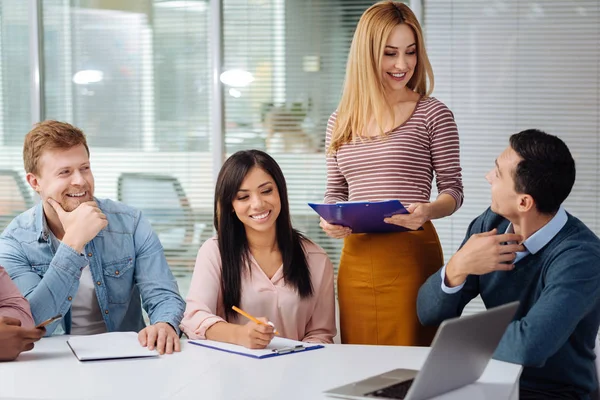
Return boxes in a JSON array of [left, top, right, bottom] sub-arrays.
[[188, 337, 324, 359]]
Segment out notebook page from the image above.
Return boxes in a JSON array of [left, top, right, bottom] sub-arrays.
[[67, 331, 159, 361]]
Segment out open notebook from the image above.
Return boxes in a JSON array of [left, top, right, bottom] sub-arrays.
[[189, 337, 324, 359], [67, 332, 159, 361]]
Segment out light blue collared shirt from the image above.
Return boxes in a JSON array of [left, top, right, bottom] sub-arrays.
[[441, 207, 568, 293]]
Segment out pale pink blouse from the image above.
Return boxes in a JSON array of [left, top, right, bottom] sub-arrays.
[[180, 238, 336, 344]]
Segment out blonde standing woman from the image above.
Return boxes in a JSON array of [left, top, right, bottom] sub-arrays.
[[321, 1, 463, 346]]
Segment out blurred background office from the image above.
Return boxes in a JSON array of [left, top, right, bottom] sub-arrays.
[[0, 0, 597, 315]]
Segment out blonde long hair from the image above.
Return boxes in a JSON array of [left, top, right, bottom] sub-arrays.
[[328, 1, 434, 154]]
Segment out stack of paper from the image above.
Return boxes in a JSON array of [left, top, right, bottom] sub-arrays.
[[67, 332, 159, 361]]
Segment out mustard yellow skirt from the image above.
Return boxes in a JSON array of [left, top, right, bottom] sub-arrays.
[[337, 221, 443, 346]]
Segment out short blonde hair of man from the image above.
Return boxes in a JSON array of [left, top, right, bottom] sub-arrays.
[[23, 120, 90, 175], [328, 1, 434, 154]]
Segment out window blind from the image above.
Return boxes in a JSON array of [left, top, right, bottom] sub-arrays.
[[0, 1, 32, 232], [222, 0, 384, 270], [40, 0, 214, 295]]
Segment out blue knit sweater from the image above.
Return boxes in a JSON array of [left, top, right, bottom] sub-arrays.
[[417, 208, 600, 396]]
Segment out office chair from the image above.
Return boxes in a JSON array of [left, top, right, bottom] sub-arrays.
[[0, 169, 35, 232], [117, 173, 208, 277]]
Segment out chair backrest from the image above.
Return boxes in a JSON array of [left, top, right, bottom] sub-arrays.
[[117, 173, 194, 250], [0, 169, 34, 232]]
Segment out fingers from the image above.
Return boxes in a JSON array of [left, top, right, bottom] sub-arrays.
[[138, 329, 148, 347], [165, 334, 174, 355], [22, 342, 35, 352], [21, 327, 45, 341], [173, 335, 181, 352], [498, 252, 519, 263], [146, 327, 158, 351], [249, 330, 273, 348], [320, 218, 351, 238], [494, 233, 523, 243], [255, 318, 274, 334], [0, 316, 22, 327], [252, 319, 275, 344], [494, 262, 515, 271], [156, 327, 167, 355], [499, 243, 526, 254], [478, 228, 498, 237], [47, 198, 66, 217], [406, 203, 419, 213]]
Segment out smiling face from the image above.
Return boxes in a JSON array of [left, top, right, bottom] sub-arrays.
[[27, 144, 95, 212], [381, 23, 417, 94], [485, 146, 523, 219], [231, 166, 281, 236]]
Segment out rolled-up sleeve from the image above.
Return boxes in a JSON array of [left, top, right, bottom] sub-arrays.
[[180, 239, 226, 339]]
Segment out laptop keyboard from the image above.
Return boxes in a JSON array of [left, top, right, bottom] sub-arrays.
[[364, 379, 414, 399]]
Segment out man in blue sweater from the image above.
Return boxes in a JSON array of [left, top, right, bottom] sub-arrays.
[[417, 129, 600, 399]]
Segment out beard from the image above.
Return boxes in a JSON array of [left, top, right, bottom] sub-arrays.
[[61, 192, 93, 212]]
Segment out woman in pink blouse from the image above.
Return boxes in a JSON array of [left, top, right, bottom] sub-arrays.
[[181, 150, 336, 348]]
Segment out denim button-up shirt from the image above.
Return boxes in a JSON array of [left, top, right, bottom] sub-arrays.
[[0, 198, 185, 335]]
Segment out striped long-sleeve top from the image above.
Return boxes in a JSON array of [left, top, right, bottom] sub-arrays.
[[324, 96, 463, 210]]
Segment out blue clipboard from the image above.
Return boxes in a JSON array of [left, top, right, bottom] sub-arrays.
[[308, 200, 422, 234], [188, 338, 324, 359]]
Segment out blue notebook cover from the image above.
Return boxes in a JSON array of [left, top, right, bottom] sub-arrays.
[[308, 200, 421, 234], [188, 338, 324, 359]]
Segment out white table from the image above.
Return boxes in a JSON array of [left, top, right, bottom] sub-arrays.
[[0, 336, 522, 400]]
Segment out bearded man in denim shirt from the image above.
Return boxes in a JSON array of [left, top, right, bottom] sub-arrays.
[[0, 120, 185, 355]]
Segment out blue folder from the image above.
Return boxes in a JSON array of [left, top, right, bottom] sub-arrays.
[[308, 200, 421, 234]]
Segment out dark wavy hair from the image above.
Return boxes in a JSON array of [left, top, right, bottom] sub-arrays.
[[509, 129, 576, 214], [214, 150, 313, 320]]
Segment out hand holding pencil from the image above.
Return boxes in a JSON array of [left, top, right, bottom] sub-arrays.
[[232, 306, 278, 349]]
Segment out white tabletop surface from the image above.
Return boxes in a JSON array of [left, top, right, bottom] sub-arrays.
[[0, 336, 522, 400]]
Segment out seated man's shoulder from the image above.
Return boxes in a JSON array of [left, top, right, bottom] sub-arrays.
[[95, 198, 140, 225], [555, 214, 600, 257], [1, 206, 38, 240]]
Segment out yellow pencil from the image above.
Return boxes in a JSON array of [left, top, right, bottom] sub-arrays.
[[232, 306, 279, 335]]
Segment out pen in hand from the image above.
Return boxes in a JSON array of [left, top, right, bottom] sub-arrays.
[[231, 306, 280, 335]]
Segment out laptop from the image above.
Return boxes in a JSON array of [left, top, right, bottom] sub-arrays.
[[324, 301, 519, 400]]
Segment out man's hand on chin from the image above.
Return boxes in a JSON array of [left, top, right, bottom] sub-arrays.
[[138, 322, 180, 355]]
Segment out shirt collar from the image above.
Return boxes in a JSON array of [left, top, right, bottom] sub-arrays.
[[505, 206, 568, 254]]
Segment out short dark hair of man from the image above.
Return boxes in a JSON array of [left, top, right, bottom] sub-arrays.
[[509, 129, 576, 214]]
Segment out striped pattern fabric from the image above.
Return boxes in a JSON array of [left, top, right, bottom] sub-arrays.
[[324, 97, 464, 210]]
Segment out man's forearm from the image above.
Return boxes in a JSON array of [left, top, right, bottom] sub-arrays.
[[26, 244, 86, 328], [417, 270, 466, 326]]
